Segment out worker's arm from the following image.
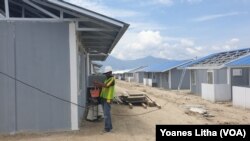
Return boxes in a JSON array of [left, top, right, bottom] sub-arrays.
[[93, 81, 105, 87], [93, 78, 114, 88], [105, 77, 115, 88]]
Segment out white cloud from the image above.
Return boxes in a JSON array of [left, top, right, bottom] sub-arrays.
[[122, 0, 202, 7], [154, 0, 174, 6], [65, 0, 140, 18], [112, 30, 242, 60], [182, 0, 203, 4], [193, 12, 247, 22]]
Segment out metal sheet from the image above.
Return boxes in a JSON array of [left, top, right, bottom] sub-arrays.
[[14, 22, 71, 132], [0, 21, 16, 133]]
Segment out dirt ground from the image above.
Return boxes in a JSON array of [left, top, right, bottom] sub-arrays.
[[1, 80, 250, 141]]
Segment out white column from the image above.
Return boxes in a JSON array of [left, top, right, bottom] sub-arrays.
[[69, 22, 78, 130], [227, 68, 231, 85], [249, 68, 250, 86], [86, 53, 90, 76], [169, 70, 172, 89], [5, 0, 9, 18]]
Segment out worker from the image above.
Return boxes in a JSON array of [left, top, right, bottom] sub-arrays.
[[94, 66, 115, 133]]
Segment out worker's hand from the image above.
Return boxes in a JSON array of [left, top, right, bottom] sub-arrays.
[[93, 81, 99, 86], [107, 99, 111, 103]]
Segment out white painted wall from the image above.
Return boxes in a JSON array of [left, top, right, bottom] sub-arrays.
[[148, 79, 153, 87], [69, 22, 78, 130], [233, 86, 250, 109], [201, 83, 215, 102], [128, 77, 134, 82], [214, 84, 231, 101], [143, 78, 148, 86], [202, 83, 231, 102]]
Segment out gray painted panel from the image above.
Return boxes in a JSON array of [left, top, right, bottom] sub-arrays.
[[0, 76, 16, 133], [78, 53, 87, 122], [16, 82, 71, 132], [170, 69, 190, 89], [231, 68, 249, 86], [135, 72, 144, 83], [158, 72, 169, 89], [191, 69, 207, 95], [0, 22, 16, 133], [0, 22, 15, 76], [214, 69, 227, 84], [14, 22, 71, 132]]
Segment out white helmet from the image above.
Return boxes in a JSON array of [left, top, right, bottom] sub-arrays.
[[103, 66, 113, 73]]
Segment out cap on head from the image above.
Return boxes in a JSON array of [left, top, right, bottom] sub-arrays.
[[103, 66, 113, 73]]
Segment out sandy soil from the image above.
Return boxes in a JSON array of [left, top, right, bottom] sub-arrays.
[[1, 80, 250, 141]]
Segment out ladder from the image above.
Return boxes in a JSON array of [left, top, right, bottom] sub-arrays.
[[178, 69, 187, 90]]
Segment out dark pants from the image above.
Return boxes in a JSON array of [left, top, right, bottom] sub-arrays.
[[101, 99, 112, 131]]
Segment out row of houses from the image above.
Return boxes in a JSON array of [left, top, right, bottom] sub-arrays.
[[114, 48, 250, 109], [114, 60, 192, 90], [0, 0, 128, 134]]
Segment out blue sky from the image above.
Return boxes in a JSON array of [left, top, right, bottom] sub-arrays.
[[67, 0, 250, 60]]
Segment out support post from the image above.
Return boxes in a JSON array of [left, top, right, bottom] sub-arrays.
[[5, 0, 9, 18]]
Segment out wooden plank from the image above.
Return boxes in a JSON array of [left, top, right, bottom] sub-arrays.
[[142, 103, 147, 109], [128, 103, 133, 109]]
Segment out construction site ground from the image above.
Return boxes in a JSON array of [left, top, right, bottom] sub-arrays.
[[1, 80, 250, 141]]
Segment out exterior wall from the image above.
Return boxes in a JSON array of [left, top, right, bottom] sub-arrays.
[[0, 21, 72, 133], [170, 69, 190, 89], [231, 68, 249, 86], [190, 69, 207, 95], [134, 72, 144, 83], [143, 72, 151, 86], [233, 86, 250, 109], [155, 72, 169, 89], [0, 22, 16, 133], [202, 83, 231, 102], [78, 53, 87, 127], [124, 73, 133, 81], [154, 73, 161, 87], [214, 68, 227, 84], [161, 72, 169, 89]]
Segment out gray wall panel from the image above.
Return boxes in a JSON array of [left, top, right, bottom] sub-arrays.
[[191, 69, 207, 95], [0, 22, 16, 133], [231, 68, 249, 86], [16, 82, 71, 132], [0, 76, 16, 133], [170, 69, 190, 89], [78, 53, 87, 121], [182, 70, 190, 89], [0, 22, 15, 76], [214, 68, 227, 84], [14, 22, 71, 132]]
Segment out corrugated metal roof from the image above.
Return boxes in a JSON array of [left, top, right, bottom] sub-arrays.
[[144, 60, 191, 72], [184, 48, 250, 68], [226, 55, 250, 67], [3, 0, 129, 61], [113, 69, 131, 74], [128, 66, 147, 73]]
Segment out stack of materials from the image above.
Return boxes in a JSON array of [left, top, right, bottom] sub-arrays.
[[118, 91, 161, 109]]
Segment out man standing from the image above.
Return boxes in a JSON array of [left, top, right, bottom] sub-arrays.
[[94, 66, 115, 133]]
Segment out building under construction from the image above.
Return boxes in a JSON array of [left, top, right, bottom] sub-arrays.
[[0, 0, 128, 134], [185, 48, 250, 102]]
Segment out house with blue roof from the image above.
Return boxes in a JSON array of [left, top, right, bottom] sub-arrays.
[[226, 55, 250, 109], [185, 48, 250, 102], [143, 60, 192, 90], [128, 66, 148, 83]]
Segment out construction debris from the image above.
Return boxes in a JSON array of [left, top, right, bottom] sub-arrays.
[[117, 91, 161, 109], [181, 104, 214, 118]]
